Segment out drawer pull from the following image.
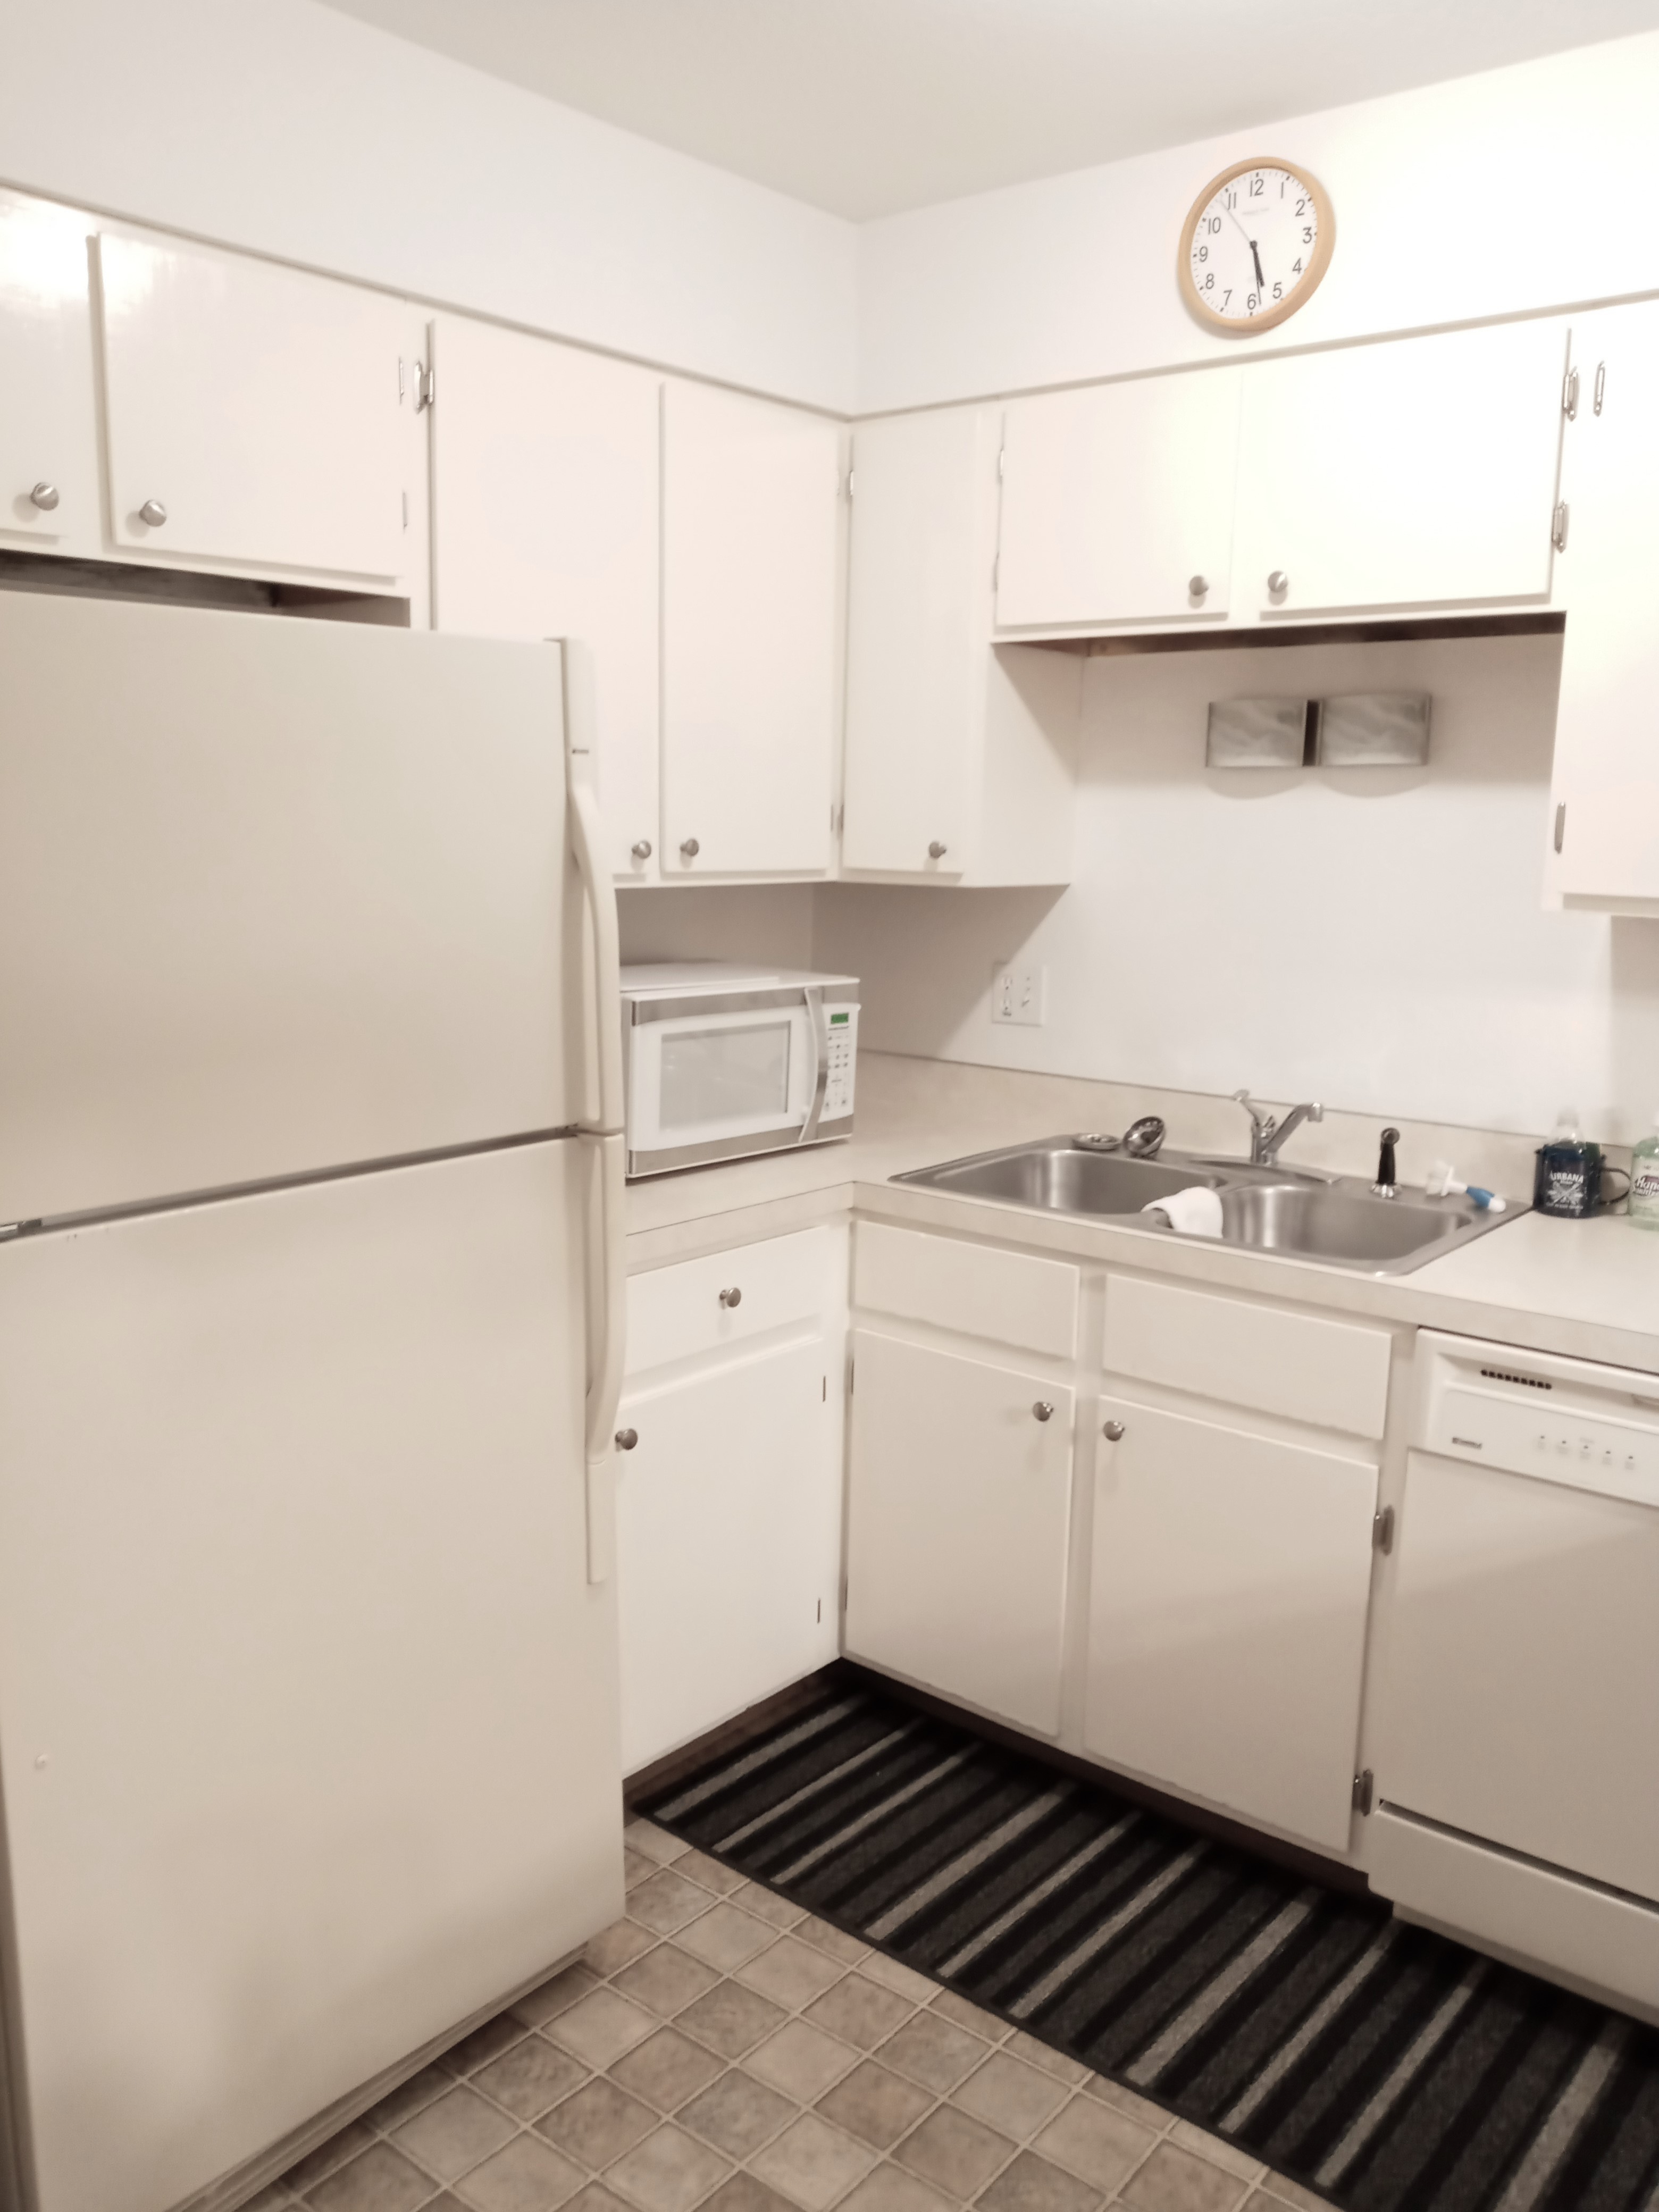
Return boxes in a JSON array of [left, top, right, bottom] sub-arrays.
[[1032, 1400, 1054, 1422], [1102, 1419, 1126, 1442], [718, 1286, 742, 1309], [138, 497, 167, 527], [614, 1427, 638, 1452], [29, 481, 60, 512]]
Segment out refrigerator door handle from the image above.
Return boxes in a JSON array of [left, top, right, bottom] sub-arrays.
[[582, 1129, 626, 1584], [564, 644, 625, 1141]]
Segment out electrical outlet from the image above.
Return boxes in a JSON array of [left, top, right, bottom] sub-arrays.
[[991, 961, 1046, 1026]]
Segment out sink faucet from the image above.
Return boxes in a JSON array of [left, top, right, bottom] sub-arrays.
[[1234, 1090, 1325, 1167]]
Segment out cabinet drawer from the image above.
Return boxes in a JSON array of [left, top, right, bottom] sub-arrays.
[[626, 1225, 837, 1378], [1104, 1275, 1390, 1440], [854, 1222, 1079, 1359]]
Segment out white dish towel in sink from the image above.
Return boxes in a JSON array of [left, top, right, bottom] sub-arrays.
[[1143, 1186, 1224, 1237]]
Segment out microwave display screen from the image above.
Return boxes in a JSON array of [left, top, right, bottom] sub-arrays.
[[660, 1022, 792, 1128]]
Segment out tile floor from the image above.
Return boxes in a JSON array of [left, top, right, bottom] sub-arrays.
[[252, 1819, 1331, 2212]]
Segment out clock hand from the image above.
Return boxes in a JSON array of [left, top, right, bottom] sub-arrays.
[[1250, 240, 1267, 295]]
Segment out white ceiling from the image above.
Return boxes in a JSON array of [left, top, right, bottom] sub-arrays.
[[321, 0, 1659, 221]]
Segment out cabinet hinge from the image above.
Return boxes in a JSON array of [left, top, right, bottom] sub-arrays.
[[997, 448, 1006, 480], [1352, 1770, 1375, 1817], [1554, 801, 1567, 855], [839, 1574, 849, 1611], [845, 467, 856, 499], [847, 1357, 855, 1396], [1372, 1505, 1395, 1554], [992, 554, 1000, 592], [1552, 500, 1569, 552], [1563, 366, 1579, 421], [409, 360, 435, 412], [1594, 361, 1607, 415]]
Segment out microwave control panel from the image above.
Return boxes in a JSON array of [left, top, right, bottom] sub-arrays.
[[823, 1006, 858, 1120]]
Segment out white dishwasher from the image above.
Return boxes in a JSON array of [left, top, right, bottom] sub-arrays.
[[1367, 1329, 1659, 2020]]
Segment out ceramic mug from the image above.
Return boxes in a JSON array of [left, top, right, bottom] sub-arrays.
[[1532, 1141, 1632, 1219]]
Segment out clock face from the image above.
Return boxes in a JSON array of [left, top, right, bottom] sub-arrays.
[[1179, 160, 1333, 334]]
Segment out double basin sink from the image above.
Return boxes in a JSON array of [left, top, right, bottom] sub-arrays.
[[892, 1137, 1518, 1276]]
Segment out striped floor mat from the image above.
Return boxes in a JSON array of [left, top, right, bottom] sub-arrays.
[[640, 1682, 1659, 2212]]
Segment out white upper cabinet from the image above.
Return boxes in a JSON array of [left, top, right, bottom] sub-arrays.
[[996, 372, 1242, 632], [0, 193, 100, 560], [1234, 320, 1568, 618], [96, 233, 415, 586], [1545, 304, 1659, 912], [429, 316, 660, 881], [661, 381, 841, 876]]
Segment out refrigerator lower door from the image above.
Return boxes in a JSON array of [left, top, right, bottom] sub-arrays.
[[0, 1142, 621, 2212]]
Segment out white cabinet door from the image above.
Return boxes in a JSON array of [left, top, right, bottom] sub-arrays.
[[616, 1336, 841, 1774], [1547, 303, 1659, 905], [430, 315, 660, 879], [997, 373, 1241, 630], [842, 408, 984, 874], [661, 381, 839, 875], [1085, 1397, 1377, 1850], [1234, 320, 1567, 617], [845, 1328, 1074, 1736], [96, 233, 413, 584], [0, 192, 100, 559]]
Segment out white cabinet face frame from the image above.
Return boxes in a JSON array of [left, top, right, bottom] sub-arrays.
[[0, 192, 101, 560]]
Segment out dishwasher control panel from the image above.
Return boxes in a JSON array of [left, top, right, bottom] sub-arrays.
[[1417, 1329, 1659, 1510]]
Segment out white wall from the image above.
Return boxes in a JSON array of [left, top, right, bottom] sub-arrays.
[[619, 886, 818, 973], [814, 632, 1659, 1142], [858, 32, 1659, 411], [0, 0, 857, 411]]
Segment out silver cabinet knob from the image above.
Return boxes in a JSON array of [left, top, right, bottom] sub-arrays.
[[29, 482, 60, 512], [1102, 1419, 1126, 1442], [614, 1427, 638, 1452], [1188, 574, 1208, 597], [680, 837, 700, 859], [631, 840, 652, 861], [718, 1286, 742, 1309], [927, 841, 948, 859], [138, 498, 167, 527], [1032, 1400, 1054, 1422], [1267, 569, 1289, 595]]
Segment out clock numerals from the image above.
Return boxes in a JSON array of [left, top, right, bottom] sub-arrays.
[[1180, 160, 1330, 331]]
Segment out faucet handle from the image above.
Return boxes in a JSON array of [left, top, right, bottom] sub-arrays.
[[1233, 1088, 1273, 1131]]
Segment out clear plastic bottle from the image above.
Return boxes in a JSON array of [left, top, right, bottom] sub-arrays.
[[1631, 1116, 1659, 1230]]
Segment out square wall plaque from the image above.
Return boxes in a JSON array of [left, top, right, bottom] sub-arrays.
[[1205, 697, 1309, 769], [1319, 692, 1431, 766]]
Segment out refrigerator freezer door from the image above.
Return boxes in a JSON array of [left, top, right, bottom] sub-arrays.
[[0, 594, 581, 1224], [0, 1142, 621, 2212]]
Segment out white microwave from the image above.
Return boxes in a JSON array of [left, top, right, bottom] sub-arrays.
[[618, 963, 859, 1178]]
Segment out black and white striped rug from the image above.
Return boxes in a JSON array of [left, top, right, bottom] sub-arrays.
[[640, 1682, 1659, 2212]]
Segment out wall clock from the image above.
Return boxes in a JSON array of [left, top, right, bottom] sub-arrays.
[[1178, 158, 1334, 334]]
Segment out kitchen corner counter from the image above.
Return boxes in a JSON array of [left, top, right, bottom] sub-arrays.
[[625, 1052, 1659, 1376]]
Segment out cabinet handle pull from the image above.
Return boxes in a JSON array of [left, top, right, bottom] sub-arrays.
[[719, 1286, 742, 1308], [29, 481, 60, 512], [1032, 1400, 1054, 1422], [138, 498, 167, 527], [631, 839, 652, 861], [680, 836, 700, 859], [1188, 574, 1208, 598], [1267, 569, 1289, 596], [614, 1427, 638, 1452], [928, 841, 948, 860], [1102, 1419, 1126, 1442]]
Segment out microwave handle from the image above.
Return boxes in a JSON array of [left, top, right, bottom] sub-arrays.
[[799, 985, 828, 1144]]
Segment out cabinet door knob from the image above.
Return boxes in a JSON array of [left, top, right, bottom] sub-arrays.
[[718, 1286, 742, 1308], [928, 841, 948, 859], [1102, 1419, 1126, 1442], [1032, 1400, 1054, 1422], [138, 498, 168, 527], [615, 1427, 638, 1452], [29, 481, 60, 512], [680, 837, 700, 859], [1188, 573, 1208, 597], [631, 839, 653, 860], [1267, 569, 1288, 596]]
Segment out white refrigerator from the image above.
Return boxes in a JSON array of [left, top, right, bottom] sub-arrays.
[[0, 592, 629, 2212]]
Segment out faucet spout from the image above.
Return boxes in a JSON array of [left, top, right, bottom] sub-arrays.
[[1235, 1091, 1325, 1167]]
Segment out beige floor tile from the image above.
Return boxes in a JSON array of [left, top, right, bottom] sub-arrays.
[[563, 2187, 636, 2212], [1255, 2179, 1333, 2212], [545, 1991, 660, 2071], [928, 1989, 1010, 2042], [605, 2123, 731, 2212], [285, 2119, 379, 2190], [611, 2027, 726, 2114], [590, 1924, 660, 1979], [794, 1918, 869, 1967], [736, 1938, 848, 2010], [363, 2065, 454, 2133], [455, 2134, 586, 2212], [1077, 2079, 1166, 2133], [877, 2012, 993, 2097], [625, 1822, 692, 1868], [701, 2174, 798, 2212], [1004, 2035, 1088, 2089], [1117, 2142, 1251, 2212], [814, 2061, 934, 2151], [1164, 2126, 1263, 2186], [678, 1906, 782, 1975], [626, 1852, 658, 1891], [630, 1872, 718, 1939], [517, 1968, 604, 2030], [537, 2079, 659, 2170], [855, 1956, 937, 2007], [744, 2020, 861, 2102], [447, 2017, 532, 2079], [677, 1849, 748, 1898], [305, 2143, 435, 2212], [893, 2104, 1018, 2197], [678, 2069, 798, 2160], [473, 2037, 589, 2123], [677, 1982, 790, 2061], [975, 2149, 1101, 2212], [392, 2085, 519, 2182], [949, 2054, 1070, 2142], [1031, 2096, 1157, 2194], [803, 1976, 916, 2054], [614, 1947, 723, 2021], [834, 2169, 954, 2212], [749, 2114, 878, 2212], [733, 1883, 808, 1932]]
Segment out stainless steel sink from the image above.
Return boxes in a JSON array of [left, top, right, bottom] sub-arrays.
[[892, 1135, 1520, 1276]]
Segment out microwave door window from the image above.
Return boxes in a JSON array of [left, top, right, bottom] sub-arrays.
[[660, 1023, 792, 1129]]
